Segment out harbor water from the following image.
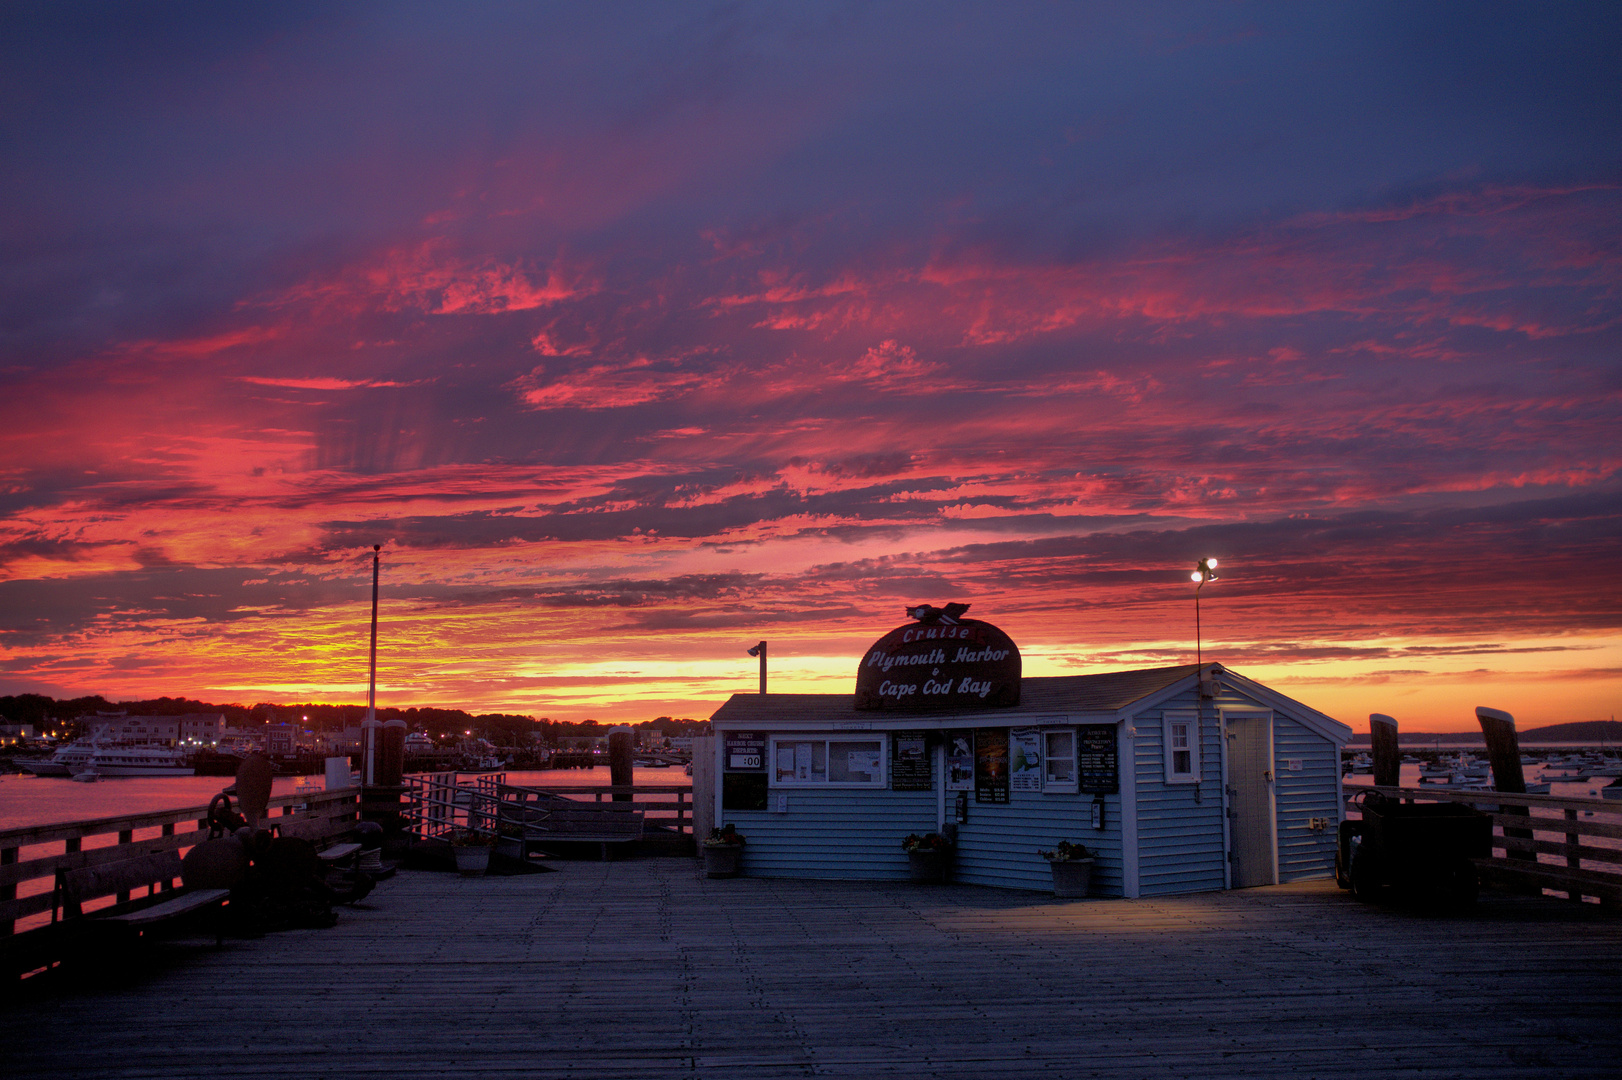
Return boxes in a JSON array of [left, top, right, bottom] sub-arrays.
[[0, 764, 690, 834]]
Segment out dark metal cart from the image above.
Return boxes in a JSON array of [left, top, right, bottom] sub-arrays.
[[1336, 790, 1492, 907]]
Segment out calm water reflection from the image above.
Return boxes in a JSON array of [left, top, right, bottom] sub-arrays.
[[0, 765, 689, 832]]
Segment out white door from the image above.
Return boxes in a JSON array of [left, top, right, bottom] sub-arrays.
[[1225, 713, 1276, 888]]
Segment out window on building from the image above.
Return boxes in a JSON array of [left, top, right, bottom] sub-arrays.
[[1043, 729, 1078, 792], [1163, 712, 1200, 783], [771, 737, 885, 786]]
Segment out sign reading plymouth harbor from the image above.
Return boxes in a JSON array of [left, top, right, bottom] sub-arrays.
[[854, 602, 1021, 710]]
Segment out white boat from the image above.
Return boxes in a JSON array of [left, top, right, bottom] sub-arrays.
[[16, 738, 99, 778], [1418, 769, 1492, 790], [83, 744, 194, 777]]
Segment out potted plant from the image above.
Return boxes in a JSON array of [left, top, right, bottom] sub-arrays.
[[495, 820, 525, 862], [449, 829, 496, 877], [902, 832, 953, 883], [1038, 840, 1095, 898], [703, 824, 746, 878]]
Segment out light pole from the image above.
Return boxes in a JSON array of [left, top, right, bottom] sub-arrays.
[[1190, 557, 1219, 666], [747, 641, 767, 694], [367, 544, 381, 722]]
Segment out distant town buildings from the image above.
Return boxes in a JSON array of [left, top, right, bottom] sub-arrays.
[[83, 711, 226, 748]]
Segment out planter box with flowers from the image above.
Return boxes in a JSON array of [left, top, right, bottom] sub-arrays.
[[495, 821, 526, 862], [450, 829, 496, 877], [703, 824, 746, 878], [1038, 840, 1095, 898], [902, 832, 953, 883]]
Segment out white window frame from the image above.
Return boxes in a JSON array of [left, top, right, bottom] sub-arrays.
[[1041, 727, 1079, 793], [1163, 711, 1200, 784], [769, 736, 887, 788]]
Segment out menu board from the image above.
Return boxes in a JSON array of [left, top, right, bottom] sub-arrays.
[[1078, 725, 1119, 794], [890, 732, 932, 791], [975, 727, 1010, 804]]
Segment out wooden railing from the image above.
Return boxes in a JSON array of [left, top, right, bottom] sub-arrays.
[[400, 772, 493, 840], [518, 783, 693, 835], [1351, 786, 1622, 906], [0, 789, 359, 975], [399, 774, 692, 841]]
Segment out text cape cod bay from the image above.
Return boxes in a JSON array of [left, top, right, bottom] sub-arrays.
[[854, 618, 1021, 710]]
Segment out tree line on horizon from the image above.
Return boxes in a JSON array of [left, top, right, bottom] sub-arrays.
[[0, 693, 709, 745]]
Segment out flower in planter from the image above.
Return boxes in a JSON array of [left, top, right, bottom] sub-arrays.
[[705, 824, 746, 847], [902, 832, 953, 852], [449, 828, 495, 847], [1037, 840, 1093, 862]]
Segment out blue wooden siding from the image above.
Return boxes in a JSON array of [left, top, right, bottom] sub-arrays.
[[723, 789, 937, 880], [1272, 714, 1340, 882], [1133, 690, 1227, 896], [952, 791, 1123, 895], [718, 777, 1123, 894]]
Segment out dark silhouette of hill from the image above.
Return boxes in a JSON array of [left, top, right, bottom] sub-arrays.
[[1348, 719, 1622, 745]]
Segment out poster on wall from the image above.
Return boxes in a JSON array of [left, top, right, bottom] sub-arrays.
[[946, 732, 975, 791], [1009, 727, 1042, 792], [1077, 725, 1120, 794], [891, 732, 932, 790], [975, 727, 1010, 803]]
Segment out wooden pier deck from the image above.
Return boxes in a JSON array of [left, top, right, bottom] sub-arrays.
[[6, 860, 1621, 1079]]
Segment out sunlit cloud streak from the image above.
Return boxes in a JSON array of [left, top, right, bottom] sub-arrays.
[[1, 3, 1618, 730]]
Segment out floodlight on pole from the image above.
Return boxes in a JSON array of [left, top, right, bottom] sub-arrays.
[[1192, 557, 1219, 666], [747, 640, 767, 694]]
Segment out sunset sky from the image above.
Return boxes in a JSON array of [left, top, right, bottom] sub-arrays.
[[2, 3, 1618, 732]]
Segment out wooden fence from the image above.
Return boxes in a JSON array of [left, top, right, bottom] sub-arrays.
[[1353, 785, 1622, 905], [399, 773, 692, 841], [0, 788, 359, 977]]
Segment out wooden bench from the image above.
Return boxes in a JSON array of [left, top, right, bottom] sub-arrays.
[[522, 805, 645, 861], [275, 817, 362, 866], [52, 849, 231, 946]]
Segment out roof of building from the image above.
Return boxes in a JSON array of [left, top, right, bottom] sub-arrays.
[[712, 663, 1207, 726]]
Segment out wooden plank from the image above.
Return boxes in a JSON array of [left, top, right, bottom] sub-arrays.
[[6, 862, 1621, 1079]]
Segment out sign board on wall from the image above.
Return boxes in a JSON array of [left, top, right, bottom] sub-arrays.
[[975, 727, 1010, 803], [890, 732, 932, 791], [721, 730, 769, 810], [1077, 725, 1119, 794], [1009, 727, 1042, 792], [724, 732, 766, 772], [854, 610, 1021, 711], [946, 732, 974, 791], [722, 772, 768, 811]]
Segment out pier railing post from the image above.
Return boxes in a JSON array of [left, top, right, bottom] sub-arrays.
[[1, 845, 15, 937]]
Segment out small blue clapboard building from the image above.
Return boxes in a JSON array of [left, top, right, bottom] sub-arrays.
[[707, 605, 1351, 896]]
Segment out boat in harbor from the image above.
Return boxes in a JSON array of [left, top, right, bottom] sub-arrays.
[[16, 738, 99, 778], [82, 744, 194, 777], [70, 767, 100, 783]]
